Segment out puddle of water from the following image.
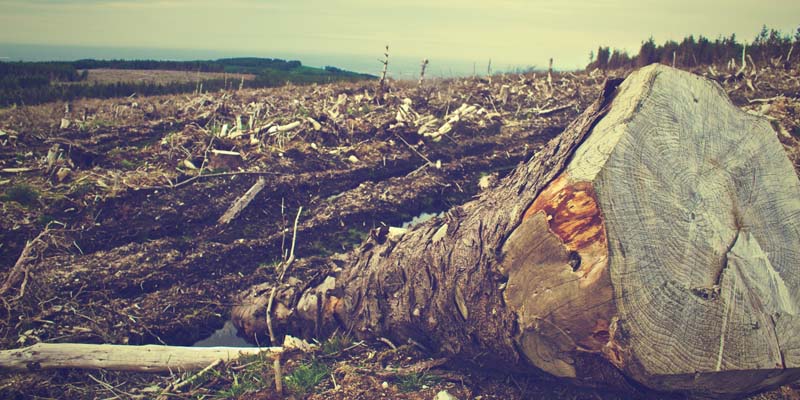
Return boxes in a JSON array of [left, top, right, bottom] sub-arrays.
[[401, 211, 441, 228], [192, 320, 255, 347]]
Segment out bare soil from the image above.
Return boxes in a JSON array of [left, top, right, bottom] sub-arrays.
[[1, 64, 799, 399]]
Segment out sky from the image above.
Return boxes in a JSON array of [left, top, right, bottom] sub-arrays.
[[0, 0, 798, 76]]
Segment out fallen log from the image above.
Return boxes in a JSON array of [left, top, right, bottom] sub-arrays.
[[0, 343, 281, 372], [234, 65, 800, 398]]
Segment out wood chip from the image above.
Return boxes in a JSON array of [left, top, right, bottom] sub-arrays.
[[182, 160, 198, 170], [210, 149, 241, 157], [307, 117, 322, 131], [56, 167, 71, 182], [1, 168, 38, 173], [276, 121, 301, 132]]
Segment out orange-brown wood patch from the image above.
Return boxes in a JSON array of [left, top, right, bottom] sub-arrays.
[[518, 173, 616, 357], [524, 174, 606, 252], [523, 174, 610, 289]]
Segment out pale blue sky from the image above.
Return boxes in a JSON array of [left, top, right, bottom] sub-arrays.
[[0, 0, 798, 73]]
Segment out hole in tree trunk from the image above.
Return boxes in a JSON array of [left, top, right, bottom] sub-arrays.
[[568, 251, 581, 272]]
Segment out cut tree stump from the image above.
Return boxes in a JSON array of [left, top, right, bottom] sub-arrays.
[[238, 65, 799, 397]]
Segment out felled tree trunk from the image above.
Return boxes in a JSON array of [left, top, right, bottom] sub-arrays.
[[233, 65, 800, 397]]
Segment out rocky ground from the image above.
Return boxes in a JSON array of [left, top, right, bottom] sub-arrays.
[[0, 63, 799, 399]]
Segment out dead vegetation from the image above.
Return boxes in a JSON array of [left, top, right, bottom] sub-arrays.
[[0, 61, 799, 399]]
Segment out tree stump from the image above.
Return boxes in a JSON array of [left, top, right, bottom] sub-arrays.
[[234, 65, 800, 397], [500, 65, 800, 395]]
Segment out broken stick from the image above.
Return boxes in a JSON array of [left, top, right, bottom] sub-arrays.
[[0, 229, 49, 299], [535, 102, 576, 116], [419, 59, 429, 86], [217, 177, 267, 225]]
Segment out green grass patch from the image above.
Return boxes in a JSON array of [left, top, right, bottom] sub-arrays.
[[0, 184, 40, 206], [343, 227, 369, 248], [212, 371, 259, 398], [396, 372, 440, 392], [257, 259, 282, 273], [320, 333, 353, 355], [37, 214, 56, 227], [285, 359, 330, 397], [118, 159, 137, 170], [209, 353, 274, 398], [69, 181, 94, 197]]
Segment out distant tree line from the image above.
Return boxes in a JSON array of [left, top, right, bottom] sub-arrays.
[[71, 57, 306, 74], [0, 57, 375, 107], [588, 25, 800, 70], [0, 79, 233, 106], [0, 62, 89, 95]]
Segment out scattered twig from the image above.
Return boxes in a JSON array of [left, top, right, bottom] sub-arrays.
[[737, 44, 748, 78], [535, 102, 576, 116], [1, 229, 49, 299], [0, 167, 40, 174], [198, 135, 216, 173], [279, 206, 303, 281], [217, 177, 267, 225], [377, 45, 390, 103], [266, 287, 278, 344], [88, 373, 134, 398], [393, 133, 434, 166], [748, 96, 784, 104], [378, 337, 397, 350], [345, 358, 451, 380], [160, 358, 222, 397], [142, 170, 279, 190], [321, 340, 366, 358], [418, 59, 429, 86], [747, 54, 758, 76], [210, 149, 241, 157], [266, 205, 303, 387]]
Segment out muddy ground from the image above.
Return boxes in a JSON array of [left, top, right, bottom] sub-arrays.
[[1, 64, 799, 399]]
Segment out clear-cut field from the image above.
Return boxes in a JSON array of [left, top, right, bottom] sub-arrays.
[[1, 64, 799, 399]]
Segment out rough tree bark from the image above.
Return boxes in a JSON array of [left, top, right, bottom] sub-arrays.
[[233, 65, 800, 397]]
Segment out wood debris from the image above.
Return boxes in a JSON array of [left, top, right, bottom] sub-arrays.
[[217, 177, 267, 225]]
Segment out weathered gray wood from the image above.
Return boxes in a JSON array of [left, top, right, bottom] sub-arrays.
[[217, 176, 267, 225], [0, 343, 280, 372], [594, 64, 800, 393], [499, 65, 800, 395]]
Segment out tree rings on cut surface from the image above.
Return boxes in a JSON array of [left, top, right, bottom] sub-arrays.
[[501, 64, 800, 396]]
